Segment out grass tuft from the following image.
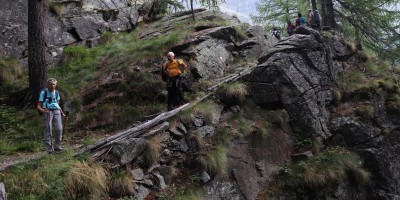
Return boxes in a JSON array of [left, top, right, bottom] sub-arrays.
[[196, 145, 227, 176], [64, 161, 109, 199], [144, 136, 163, 166], [109, 170, 135, 198], [0, 56, 22, 85], [217, 82, 248, 106], [276, 147, 370, 189]]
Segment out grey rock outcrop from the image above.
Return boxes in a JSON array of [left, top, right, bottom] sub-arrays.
[[110, 138, 146, 165], [330, 116, 400, 199], [0, 0, 151, 66], [139, 9, 266, 80], [245, 29, 336, 139]]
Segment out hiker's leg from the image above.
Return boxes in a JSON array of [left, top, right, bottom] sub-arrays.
[[42, 112, 53, 152], [53, 110, 63, 150], [177, 76, 185, 103], [167, 83, 174, 111]]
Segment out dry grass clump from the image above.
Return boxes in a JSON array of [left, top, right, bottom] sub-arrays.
[[344, 40, 357, 53], [144, 136, 163, 166], [0, 56, 22, 85], [64, 161, 109, 199], [276, 147, 370, 189], [109, 170, 135, 198], [196, 145, 227, 176], [217, 82, 248, 106]]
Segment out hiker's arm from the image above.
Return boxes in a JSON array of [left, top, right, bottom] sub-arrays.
[[57, 101, 67, 117], [37, 102, 47, 114]]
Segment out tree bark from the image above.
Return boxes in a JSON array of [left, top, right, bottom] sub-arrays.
[[190, 0, 195, 21], [320, 0, 328, 26], [28, 0, 47, 105], [311, 0, 317, 12], [325, 0, 336, 29]]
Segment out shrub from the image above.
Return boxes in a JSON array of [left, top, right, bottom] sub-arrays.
[[64, 161, 109, 199], [217, 82, 248, 106]]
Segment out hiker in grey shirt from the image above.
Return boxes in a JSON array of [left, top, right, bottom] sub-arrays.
[[37, 78, 67, 153]]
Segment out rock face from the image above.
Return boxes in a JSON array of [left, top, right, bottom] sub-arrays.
[[245, 29, 337, 139], [0, 0, 153, 66], [139, 9, 266, 80], [330, 116, 400, 198]]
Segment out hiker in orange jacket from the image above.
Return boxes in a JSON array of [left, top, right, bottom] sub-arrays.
[[162, 52, 188, 111]]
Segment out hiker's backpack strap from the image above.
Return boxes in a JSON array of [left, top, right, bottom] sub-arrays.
[[43, 89, 48, 109]]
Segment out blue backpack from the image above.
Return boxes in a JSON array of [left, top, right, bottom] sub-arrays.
[[300, 16, 306, 25]]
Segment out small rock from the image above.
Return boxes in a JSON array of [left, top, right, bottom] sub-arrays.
[[180, 138, 189, 152], [133, 184, 149, 200], [230, 105, 241, 112], [177, 123, 187, 134], [291, 151, 313, 163], [153, 173, 167, 189], [168, 127, 185, 139], [194, 126, 215, 138], [161, 149, 172, 157], [51, 52, 57, 57], [201, 170, 211, 183], [193, 117, 204, 127], [131, 168, 144, 181], [141, 178, 153, 187], [148, 163, 160, 173]]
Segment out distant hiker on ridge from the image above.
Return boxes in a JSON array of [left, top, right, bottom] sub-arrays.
[[295, 13, 306, 28], [37, 78, 67, 153], [162, 52, 188, 111], [287, 20, 295, 36]]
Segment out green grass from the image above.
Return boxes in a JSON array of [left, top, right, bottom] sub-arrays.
[[217, 82, 248, 106], [0, 106, 43, 155], [276, 147, 370, 190], [1, 152, 74, 199], [196, 145, 227, 176]]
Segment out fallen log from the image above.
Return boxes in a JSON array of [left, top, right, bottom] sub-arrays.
[[74, 65, 256, 156]]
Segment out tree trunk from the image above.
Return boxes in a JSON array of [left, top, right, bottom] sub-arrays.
[[320, 0, 328, 26], [190, 0, 195, 21], [325, 0, 336, 29], [311, 0, 317, 11], [28, 0, 47, 105]]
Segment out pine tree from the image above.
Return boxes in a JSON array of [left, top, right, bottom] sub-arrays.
[[28, 0, 47, 105], [253, 0, 309, 31]]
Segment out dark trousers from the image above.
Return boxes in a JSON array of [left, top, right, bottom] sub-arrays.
[[167, 76, 185, 111]]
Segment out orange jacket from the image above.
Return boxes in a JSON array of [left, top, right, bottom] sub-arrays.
[[165, 59, 185, 78]]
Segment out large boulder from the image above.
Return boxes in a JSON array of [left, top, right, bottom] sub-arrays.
[[110, 138, 147, 165], [244, 30, 337, 139], [330, 116, 400, 199]]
